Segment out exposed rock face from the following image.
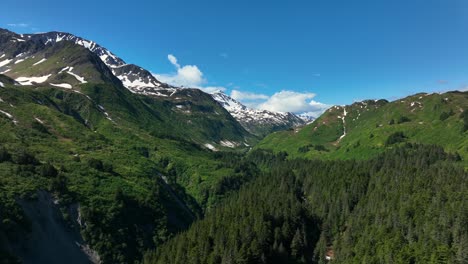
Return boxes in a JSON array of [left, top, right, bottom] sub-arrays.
[[8, 191, 99, 264]]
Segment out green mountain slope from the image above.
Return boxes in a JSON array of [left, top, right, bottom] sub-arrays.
[[0, 28, 254, 149], [0, 76, 257, 263], [256, 91, 468, 163]]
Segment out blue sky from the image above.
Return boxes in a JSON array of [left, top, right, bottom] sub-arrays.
[[2, 0, 468, 115]]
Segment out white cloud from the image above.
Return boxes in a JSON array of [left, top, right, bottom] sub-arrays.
[[154, 54, 206, 88], [167, 54, 180, 68], [231, 89, 330, 117], [7, 23, 29, 27], [154, 55, 329, 116], [230, 90, 269, 101], [155, 54, 229, 93], [301, 100, 330, 117], [220, 53, 228, 58], [256, 90, 329, 116]]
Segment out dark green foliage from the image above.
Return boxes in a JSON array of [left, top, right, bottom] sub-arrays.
[[298, 146, 310, 153], [0, 147, 11, 162], [145, 164, 320, 264], [38, 162, 58, 177], [12, 149, 38, 165], [314, 144, 328, 151], [87, 158, 114, 173], [31, 121, 50, 134], [330, 145, 467, 263], [81, 187, 169, 264], [146, 144, 467, 264], [87, 158, 104, 171], [134, 146, 150, 158], [385, 131, 406, 146], [461, 109, 468, 132], [439, 109, 454, 121], [298, 144, 328, 153], [397, 115, 411, 124], [49, 173, 68, 195]]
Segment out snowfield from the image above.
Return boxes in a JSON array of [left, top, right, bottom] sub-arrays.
[[16, 74, 52, 85]]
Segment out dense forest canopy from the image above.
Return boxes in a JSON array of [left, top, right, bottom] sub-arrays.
[[145, 144, 468, 264]]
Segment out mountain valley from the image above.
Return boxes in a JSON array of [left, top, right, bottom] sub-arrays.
[[0, 27, 466, 264]]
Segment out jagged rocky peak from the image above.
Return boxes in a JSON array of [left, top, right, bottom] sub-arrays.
[[211, 91, 248, 111]]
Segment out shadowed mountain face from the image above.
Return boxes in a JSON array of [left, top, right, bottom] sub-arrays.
[[10, 191, 97, 264]]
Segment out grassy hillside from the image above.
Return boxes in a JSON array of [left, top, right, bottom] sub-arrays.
[[256, 91, 468, 164]]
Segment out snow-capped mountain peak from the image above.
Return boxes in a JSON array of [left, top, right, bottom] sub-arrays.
[[28, 31, 169, 92], [34, 31, 125, 68], [211, 91, 305, 135], [211, 92, 247, 112], [297, 113, 316, 124]]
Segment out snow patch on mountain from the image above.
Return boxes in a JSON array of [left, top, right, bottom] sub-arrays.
[[16, 74, 52, 85], [338, 106, 347, 142], [66, 68, 87, 84], [33, 58, 47, 66], [34, 117, 44, 124], [219, 140, 238, 148], [58, 66, 87, 83], [50, 83, 72, 89], [118, 74, 160, 89], [0, 59, 12, 67], [204, 143, 217, 151]]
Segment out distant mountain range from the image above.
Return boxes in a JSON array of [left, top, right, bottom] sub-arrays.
[[211, 91, 307, 136]]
